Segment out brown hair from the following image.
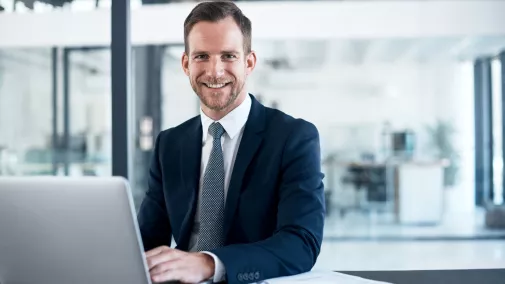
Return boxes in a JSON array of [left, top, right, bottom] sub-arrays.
[[183, 1, 252, 54]]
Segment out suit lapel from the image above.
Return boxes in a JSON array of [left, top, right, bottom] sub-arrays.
[[177, 118, 202, 249], [223, 95, 266, 238]]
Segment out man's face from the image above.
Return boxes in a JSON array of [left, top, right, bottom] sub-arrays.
[[182, 17, 256, 113]]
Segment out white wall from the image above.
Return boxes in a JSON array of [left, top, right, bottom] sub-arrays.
[[0, 51, 52, 152], [161, 59, 199, 129]]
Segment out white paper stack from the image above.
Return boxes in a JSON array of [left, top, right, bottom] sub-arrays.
[[260, 271, 393, 284]]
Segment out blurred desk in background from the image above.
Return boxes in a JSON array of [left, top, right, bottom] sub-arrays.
[[337, 160, 445, 224]]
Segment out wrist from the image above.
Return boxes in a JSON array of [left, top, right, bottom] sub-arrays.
[[197, 252, 215, 279]]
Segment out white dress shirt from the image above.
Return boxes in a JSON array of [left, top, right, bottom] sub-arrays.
[[188, 94, 252, 282]]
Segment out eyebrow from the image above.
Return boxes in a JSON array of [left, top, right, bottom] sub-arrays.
[[220, 50, 240, 55], [191, 50, 240, 56]]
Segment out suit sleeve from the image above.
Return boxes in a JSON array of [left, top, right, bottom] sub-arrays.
[[210, 120, 325, 284], [137, 131, 172, 251]]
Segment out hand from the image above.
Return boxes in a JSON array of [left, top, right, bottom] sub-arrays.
[[145, 246, 215, 284]]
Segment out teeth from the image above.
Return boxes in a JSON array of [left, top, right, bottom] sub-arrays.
[[206, 83, 227, 89]]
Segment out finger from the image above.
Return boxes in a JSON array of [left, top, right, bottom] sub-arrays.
[[145, 246, 170, 258], [151, 268, 185, 284], [147, 250, 185, 270], [150, 259, 184, 276]]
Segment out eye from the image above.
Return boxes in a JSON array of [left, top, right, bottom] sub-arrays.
[[223, 54, 237, 59], [194, 54, 208, 60]]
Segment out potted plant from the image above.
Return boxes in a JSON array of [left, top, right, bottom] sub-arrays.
[[426, 120, 461, 187]]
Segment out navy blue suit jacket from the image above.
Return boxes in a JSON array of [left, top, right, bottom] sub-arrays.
[[137, 94, 325, 283]]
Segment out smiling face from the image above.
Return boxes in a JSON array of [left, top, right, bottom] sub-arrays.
[[182, 16, 256, 120]]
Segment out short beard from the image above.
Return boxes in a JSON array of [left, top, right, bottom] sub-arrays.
[[195, 80, 245, 112], [202, 92, 238, 111]]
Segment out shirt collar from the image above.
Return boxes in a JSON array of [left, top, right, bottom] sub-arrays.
[[200, 94, 252, 142]]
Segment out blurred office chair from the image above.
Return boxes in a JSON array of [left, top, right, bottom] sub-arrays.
[[340, 163, 388, 216]]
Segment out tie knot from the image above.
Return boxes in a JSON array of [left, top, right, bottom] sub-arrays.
[[209, 122, 225, 139]]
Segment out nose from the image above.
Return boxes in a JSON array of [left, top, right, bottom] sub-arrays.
[[206, 56, 225, 78]]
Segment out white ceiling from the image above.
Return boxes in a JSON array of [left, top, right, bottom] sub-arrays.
[[251, 37, 505, 70]]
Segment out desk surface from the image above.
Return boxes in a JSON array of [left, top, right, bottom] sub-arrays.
[[341, 269, 505, 284]]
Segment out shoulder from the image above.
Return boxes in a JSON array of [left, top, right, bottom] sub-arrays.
[[262, 107, 322, 174], [263, 107, 319, 138], [157, 115, 201, 144]]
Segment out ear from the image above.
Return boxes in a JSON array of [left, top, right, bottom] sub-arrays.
[[182, 52, 190, 76], [245, 50, 257, 75]]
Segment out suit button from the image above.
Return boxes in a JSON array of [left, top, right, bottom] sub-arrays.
[[237, 273, 243, 281], [249, 273, 254, 280], [255, 272, 260, 280]]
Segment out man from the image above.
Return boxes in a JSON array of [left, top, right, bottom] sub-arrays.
[[137, 1, 325, 283]]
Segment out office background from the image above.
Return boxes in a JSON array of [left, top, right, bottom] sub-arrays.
[[1, 0, 505, 274]]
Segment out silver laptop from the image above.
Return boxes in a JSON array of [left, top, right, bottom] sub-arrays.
[[0, 176, 152, 284]]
